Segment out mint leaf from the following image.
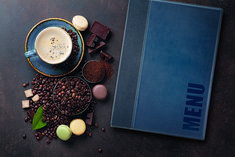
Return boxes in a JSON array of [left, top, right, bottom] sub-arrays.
[[32, 105, 47, 130]]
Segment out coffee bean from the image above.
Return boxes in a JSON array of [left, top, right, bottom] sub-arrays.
[[98, 148, 102, 153], [24, 117, 28, 122], [46, 139, 51, 144], [22, 134, 27, 139]]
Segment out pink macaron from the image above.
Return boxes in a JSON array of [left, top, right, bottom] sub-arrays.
[[92, 84, 108, 100]]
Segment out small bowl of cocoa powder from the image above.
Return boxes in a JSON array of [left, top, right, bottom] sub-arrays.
[[52, 76, 92, 116], [82, 60, 106, 83]]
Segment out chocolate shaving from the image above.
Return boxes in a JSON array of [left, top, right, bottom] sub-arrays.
[[100, 50, 113, 62]]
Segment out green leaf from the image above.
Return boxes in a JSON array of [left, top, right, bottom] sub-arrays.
[[32, 105, 47, 130]]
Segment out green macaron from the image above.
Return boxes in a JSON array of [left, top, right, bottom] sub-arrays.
[[56, 125, 72, 141]]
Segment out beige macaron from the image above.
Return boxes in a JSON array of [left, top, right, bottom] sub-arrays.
[[72, 15, 88, 31], [70, 119, 86, 135]]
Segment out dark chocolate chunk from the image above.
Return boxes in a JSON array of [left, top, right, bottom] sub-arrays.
[[85, 112, 93, 125], [100, 50, 113, 62], [90, 21, 110, 40], [87, 112, 93, 119], [27, 109, 35, 119], [86, 33, 99, 48], [88, 41, 106, 54]]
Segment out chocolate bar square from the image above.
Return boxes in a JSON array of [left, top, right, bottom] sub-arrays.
[[90, 21, 110, 40]]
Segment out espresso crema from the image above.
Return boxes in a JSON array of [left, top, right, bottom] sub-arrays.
[[35, 27, 72, 64]]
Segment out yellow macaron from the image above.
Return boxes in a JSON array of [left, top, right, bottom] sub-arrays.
[[70, 119, 86, 136]]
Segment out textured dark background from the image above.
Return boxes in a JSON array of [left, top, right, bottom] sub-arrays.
[[0, 0, 234, 156]]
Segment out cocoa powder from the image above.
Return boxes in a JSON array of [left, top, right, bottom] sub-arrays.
[[101, 60, 113, 80], [83, 61, 105, 83]]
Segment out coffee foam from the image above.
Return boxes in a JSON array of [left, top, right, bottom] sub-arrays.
[[35, 27, 72, 64]]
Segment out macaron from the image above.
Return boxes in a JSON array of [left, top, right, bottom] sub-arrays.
[[72, 15, 88, 31], [56, 125, 72, 141], [92, 84, 108, 100], [70, 119, 86, 136]]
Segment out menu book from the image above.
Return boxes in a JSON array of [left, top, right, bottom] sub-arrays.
[[111, 0, 223, 140]]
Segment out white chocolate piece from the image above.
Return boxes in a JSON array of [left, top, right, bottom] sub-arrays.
[[24, 89, 33, 98], [22, 100, 30, 108], [32, 94, 40, 102], [72, 15, 88, 31]]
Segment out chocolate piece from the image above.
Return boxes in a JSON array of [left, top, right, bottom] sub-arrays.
[[85, 112, 93, 125], [90, 21, 110, 40], [100, 50, 113, 62], [27, 109, 35, 119], [85, 119, 92, 126], [87, 112, 93, 119], [86, 34, 99, 48], [88, 41, 106, 54]]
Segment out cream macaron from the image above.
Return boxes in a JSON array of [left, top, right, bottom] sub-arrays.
[[70, 119, 86, 136], [72, 15, 88, 31]]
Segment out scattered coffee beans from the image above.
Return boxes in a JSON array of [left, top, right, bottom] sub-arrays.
[[24, 73, 95, 144]]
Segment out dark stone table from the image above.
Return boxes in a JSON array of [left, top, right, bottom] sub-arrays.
[[0, 0, 234, 156]]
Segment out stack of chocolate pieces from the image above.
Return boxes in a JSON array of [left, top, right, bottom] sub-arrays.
[[86, 21, 113, 62]]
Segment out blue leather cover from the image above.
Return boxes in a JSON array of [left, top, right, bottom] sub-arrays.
[[111, 0, 223, 140]]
